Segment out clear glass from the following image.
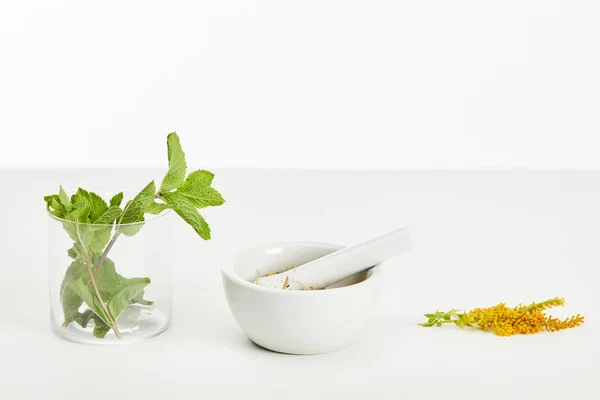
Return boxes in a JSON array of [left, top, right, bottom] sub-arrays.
[[47, 190, 173, 344]]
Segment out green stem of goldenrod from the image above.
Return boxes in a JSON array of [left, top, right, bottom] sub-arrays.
[[418, 320, 458, 326]]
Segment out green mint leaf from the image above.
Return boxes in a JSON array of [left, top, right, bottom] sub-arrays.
[[132, 288, 152, 305], [118, 181, 156, 225], [118, 223, 144, 237], [116, 181, 155, 236], [146, 201, 169, 215], [88, 192, 109, 222], [92, 314, 111, 338], [74, 189, 108, 222], [70, 190, 91, 220], [74, 309, 95, 328], [86, 255, 153, 308], [66, 192, 92, 223], [45, 186, 73, 218], [64, 206, 120, 255], [66, 281, 110, 326], [169, 169, 224, 209], [60, 259, 87, 322], [131, 298, 154, 306], [90, 256, 125, 298], [168, 198, 211, 239], [45, 194, 68, 217], [87, 228, 112, 256], [59, 186, 71, 209], [159, 132, 187, 193], [117, 213, 145, 236], [109, 192, 124, 207], [72, 222, 96, 251], [167, 185, 225, 209], [181, 169, 214, 188], [94, 205, 122, 225], [67, 243, 82, 260], [68, 206, 91, 223], [106, 277, 151, 321], [63, 256, 136, 328]]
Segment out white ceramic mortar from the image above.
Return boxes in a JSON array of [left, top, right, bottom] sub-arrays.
[[221, 241, 383, 355]]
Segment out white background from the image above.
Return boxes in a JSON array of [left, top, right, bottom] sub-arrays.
[[1, 1, 600, 169], [2, 5, 599, 398]]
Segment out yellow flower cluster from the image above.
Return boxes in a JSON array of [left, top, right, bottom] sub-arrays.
[[420, 297, 584, 336], [468, 297, 584, 336]]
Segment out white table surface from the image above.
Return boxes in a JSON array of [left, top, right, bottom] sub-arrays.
[[1, 169, 598, 399]]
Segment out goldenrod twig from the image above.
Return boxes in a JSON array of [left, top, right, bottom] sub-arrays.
[[419, 298, 584, 336]]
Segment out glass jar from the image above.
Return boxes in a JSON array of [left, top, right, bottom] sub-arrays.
[[47, 191, 173, 344]]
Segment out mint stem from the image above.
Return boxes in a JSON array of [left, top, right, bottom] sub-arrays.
[[83, 248, 122, 339], [63, 233, 121, 328], [88, 232, 121, 287]]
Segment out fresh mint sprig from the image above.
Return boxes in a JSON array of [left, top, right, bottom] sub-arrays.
[[44, 132, 225, 338], [152, 132, 225, 239]]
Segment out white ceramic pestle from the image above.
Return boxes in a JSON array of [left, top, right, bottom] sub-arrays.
[[253, 227, 413, 290]]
